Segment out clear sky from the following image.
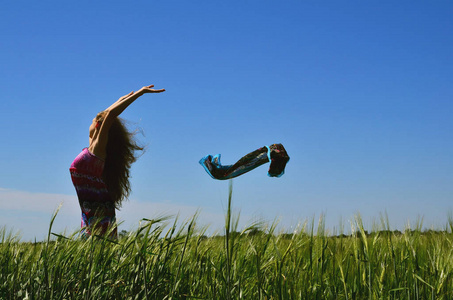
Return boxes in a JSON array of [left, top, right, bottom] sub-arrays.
[[1, 1, 452, 241]]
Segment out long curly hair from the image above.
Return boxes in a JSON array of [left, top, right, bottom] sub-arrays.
[[96, 111, 144, 209]]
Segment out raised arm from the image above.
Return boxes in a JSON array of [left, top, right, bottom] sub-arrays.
[[89, 85, 165, 158], [104, 85, 165, 117]]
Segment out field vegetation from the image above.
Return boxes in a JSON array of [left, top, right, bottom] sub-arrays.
[[1, 186, 453, 299]]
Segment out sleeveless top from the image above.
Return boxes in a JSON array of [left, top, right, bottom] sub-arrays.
[[70, 148, 117, 238]]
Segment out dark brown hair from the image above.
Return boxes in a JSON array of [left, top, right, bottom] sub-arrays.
[[96, 112, 143, 209]]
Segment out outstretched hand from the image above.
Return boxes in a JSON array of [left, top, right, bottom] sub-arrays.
[[138, 84, 166, 94], [117, 85, 165, 102]]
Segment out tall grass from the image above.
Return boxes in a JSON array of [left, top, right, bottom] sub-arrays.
[[1, 189, 453, 299]]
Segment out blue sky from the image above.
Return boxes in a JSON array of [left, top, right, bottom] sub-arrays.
[[1, 1, 452, 240]]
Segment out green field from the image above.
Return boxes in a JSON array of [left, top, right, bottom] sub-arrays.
[[2, 187, 453, 299]]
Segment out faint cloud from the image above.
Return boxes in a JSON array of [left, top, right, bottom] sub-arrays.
[[0, 187, 79, 212], [0, 187, 227, 241], [0, 187, 79, 241]]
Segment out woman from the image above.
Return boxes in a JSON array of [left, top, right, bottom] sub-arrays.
[[70, 84, 165, 238]]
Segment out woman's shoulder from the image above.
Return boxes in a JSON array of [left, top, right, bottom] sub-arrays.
[[86, 147, 105, 161], [88, 143, 106, 161]]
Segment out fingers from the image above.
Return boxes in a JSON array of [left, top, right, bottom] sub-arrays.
[[142, 85, 165, 93], [136, 85, 165, 94], [140, 85, 154, 90], [146, 88, 165, 93]]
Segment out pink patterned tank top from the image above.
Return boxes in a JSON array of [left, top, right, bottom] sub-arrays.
[[70, 148, 117, 238]]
